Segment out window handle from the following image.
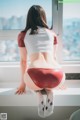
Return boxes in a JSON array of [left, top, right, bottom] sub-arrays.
[[57, 0, 63, 10], [57, 0, 59, 10], [57, 33, 59, 36]]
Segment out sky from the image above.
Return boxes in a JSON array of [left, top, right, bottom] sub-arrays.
[[63, 3, 80, 18], [0, 0, 52, 19]]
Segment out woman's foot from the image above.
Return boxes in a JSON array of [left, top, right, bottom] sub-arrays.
[[56, 85, 67, 90], [44, 90, 54, 117]]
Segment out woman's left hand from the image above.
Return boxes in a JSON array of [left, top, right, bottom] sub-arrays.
[[15, 82, 26, 95]]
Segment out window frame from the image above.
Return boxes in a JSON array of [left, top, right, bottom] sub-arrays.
[[52, 0, 80, 73], [57, 0, 80, 64], [0, 0, 80, 74]]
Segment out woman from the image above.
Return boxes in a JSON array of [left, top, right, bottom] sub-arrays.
[[16, 5, 65, 118]]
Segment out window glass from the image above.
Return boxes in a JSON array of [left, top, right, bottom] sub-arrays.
[[0, 40, 19, 62], [63, 3, 80, 61]]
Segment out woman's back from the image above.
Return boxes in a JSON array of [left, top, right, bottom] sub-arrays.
[[23, 27, 61, 69], [28, 52, 60, 69]]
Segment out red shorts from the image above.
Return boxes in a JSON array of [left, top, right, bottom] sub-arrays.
[[27, 68, 64, 88]]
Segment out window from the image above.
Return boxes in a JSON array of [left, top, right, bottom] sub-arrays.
[[57, 0, 80, 73], [62, 1, 80, 61], [0, 0, 80, 84], [0, 40, 19, 62], [0, 0, 52, 62]]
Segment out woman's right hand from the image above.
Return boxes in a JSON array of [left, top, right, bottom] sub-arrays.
[[15, 81, 26, 95]]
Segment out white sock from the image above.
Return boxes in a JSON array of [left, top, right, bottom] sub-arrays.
[[44, 90, 54, 117], [37, 91, 45, 118], [47, 90, 54, 104]]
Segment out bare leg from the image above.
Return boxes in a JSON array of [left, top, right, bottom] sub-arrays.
[[24, 72, 43, 91]]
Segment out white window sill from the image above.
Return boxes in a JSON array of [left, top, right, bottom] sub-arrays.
[[0, 87, 80, 106]]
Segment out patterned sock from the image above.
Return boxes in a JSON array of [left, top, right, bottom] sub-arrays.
[[37, 91, 45, 118], [44, 90, 54, 117]]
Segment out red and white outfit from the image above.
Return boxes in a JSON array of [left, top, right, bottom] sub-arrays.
[[18, 27, 65, 89]]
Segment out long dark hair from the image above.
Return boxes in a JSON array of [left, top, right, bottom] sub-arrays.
[[22, 5, 49, 34]]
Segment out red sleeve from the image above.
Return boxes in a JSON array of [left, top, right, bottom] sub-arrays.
[[54, 35, 58, 45], [17, 32, 26, 47]]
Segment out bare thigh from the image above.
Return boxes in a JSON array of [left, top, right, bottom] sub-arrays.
[[24, 72, 43, 91]]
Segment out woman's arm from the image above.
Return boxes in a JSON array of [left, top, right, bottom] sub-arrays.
[[19, 47, 27, 83], [53, 34, 66, 89], [15, 32, 27, 94], [15, 47, 27, 94]]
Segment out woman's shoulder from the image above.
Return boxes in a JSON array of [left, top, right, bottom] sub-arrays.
[[47, 29, 57, 37], [17, 31, 26, 47], [47, 29, 58, 45], [18, 31, 26, 39]]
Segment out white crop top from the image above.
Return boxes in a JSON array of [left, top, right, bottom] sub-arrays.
[[24, 27, 54, 56]]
